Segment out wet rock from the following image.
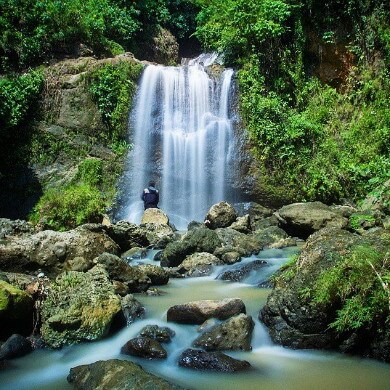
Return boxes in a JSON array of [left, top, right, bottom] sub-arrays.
[[218, 260, 268, 282], [135, 264, 169, 285], [230, 215, 251, 234], [0, 334, 32, 360], [251, 215, 279, 231], [275, 201, 348, 239], [93, 253, 151, 292], [68, 359, 183, 389], [0, 281, 33, 339], [120, 294, 145, 325], [139, 325, 175, 343], [205, 202, 237, 229], [121, 247, 147, 261], [0, 219, 35, 238], [141, 223, 177, 249], [121, 336, 167, 359], [161, 227, 221, 267], [66, 256, 92, 272], [106, 221, 149, 251], [193, 314, 254, 351], [178, 252, 223, 277], [153, 250, 163, 261], [41, 265, 122, 348], [220, 251, 242, 265], [167, 298, 246, 324], [113, 280, 129, 296], [253, 226, 292, 249], [0, 225, 119, 277], [141, 208, 169, 225], [178, 349, 251, 372]]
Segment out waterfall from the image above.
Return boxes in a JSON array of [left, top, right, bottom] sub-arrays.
[[119, 54, 235, 229]]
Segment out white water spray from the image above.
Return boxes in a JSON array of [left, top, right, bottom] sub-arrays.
[[120, 54, 235, 229]]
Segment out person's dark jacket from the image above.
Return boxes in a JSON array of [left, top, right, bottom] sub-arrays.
[[141, 186, 159, 209]]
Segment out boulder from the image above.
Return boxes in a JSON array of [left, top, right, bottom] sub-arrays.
[[0, 334, 32, 360], [120, 294, 145, 325], [178, 349, 251, 372], [348, 211, 382, 233], [139, 325, 175, 343], [0, 225, 119, 277], [93, 253, 151, 292], [121, 247, 147, 261], [134, 264, 169, 285], [230, 215, 251, 234], [141, 223, 176, 249], [218, 260, 268, 282], [260, 227, 390, 362], [178, 252, 223, 277], [275, 201, 348, 238], [141, 208, 169, 225], [106, 221, 149, 251], [121, 336, 167, 359], [193, 314, 254, 351], [167, 298, 246, 324], [41, 265, 122, 348], [0, 219, 35, 239], [216, 228, 262, 256], [205, 202, 237, 229], [251, 215, 279, 231], [252, 226, 292, 249], [68, 359, 183, 389], [0, 281, 33, 339], [161, 227, 221, 267]]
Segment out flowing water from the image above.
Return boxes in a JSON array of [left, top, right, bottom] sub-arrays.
[[118, 54, 236, 229], [1, 247, 390, 390]]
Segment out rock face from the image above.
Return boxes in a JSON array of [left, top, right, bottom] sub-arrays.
[[121, 336, 167, 359], [178, 252, 223, 277], [0, 281, 33, 339], [178, 349, 251, 372], [260, 227, 390, 362], [275, 201, 348, 238], [161, 228, 221, 267], [141, 208, 169, 225], [167, 298, 246, 324], [193, 314, 254, 351], [0, 225, 119, 277], [41, 266, 122, 348], [205, 202, 238, 229], [68, 359, 183, 390]]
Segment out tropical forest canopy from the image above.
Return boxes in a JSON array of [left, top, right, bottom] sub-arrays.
[[0, 0, 389, 218]]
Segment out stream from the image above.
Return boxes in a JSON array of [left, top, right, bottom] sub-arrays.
[[1, 247, 390, 390]]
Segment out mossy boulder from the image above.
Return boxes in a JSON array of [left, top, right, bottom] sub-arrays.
[[205, 202, 237, 229], [161, 227, 221, 267], [106, 221, 149, 251], [260, 227, 390, 362], [41, 266, 122, 348], [0, 281, 33, 339]]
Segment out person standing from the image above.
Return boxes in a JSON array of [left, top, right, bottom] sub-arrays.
[[141, 180, 159, 209]]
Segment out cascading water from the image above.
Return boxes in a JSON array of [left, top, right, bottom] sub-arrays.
[[119, 54, 235, 229]]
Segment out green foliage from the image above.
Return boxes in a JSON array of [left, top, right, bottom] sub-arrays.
[[0, 69, 44, 132], [313, 246, 390, 332], [76, 158, 103, 187], [30, 184, 105, 231], [88, 61, 143, 142], [272, 254, 299, 284]]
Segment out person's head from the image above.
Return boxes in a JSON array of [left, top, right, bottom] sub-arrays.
[[148, 180, 156, 187]]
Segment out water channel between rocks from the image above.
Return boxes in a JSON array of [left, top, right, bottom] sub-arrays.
[[1, 247, 390, 389]]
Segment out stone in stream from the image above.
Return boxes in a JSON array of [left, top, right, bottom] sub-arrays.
[[120, 336, 167, 359], [193, 313, 254, 351], [178, 349, 251, 372], [0, 334, 32, 360], [204, 202, 238, 229], [167, 298, 246, 324], [177, 252, 223, 277], [217, 260, 268, 282], [134, 264, 170, 285], [139, 325, 175, 343], [68, 359, 184, 389], [120, 294, 145, 325]]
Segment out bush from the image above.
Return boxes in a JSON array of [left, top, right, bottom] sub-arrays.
[[31, 184, 105, 230]]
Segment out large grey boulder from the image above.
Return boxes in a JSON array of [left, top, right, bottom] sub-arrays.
[[178, 349, 251, 372], [106, 221, 149, 251], [215, 228, 262, 256], [193, 313, 254, 351], [0, 225, 119, 277], [167, 298, 246, 324], [275, 201, 348, 238], [41, 265, 122, 348], [161, 227, 221, 267], [141, 208, 169, 225], [141, 223, 176, 249], [205, 202, 237, 229], [134, 264, 170, 285], [68, 359, 184, 389]]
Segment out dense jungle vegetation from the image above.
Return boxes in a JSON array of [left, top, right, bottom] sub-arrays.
[[0, 0, 389, 226]]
